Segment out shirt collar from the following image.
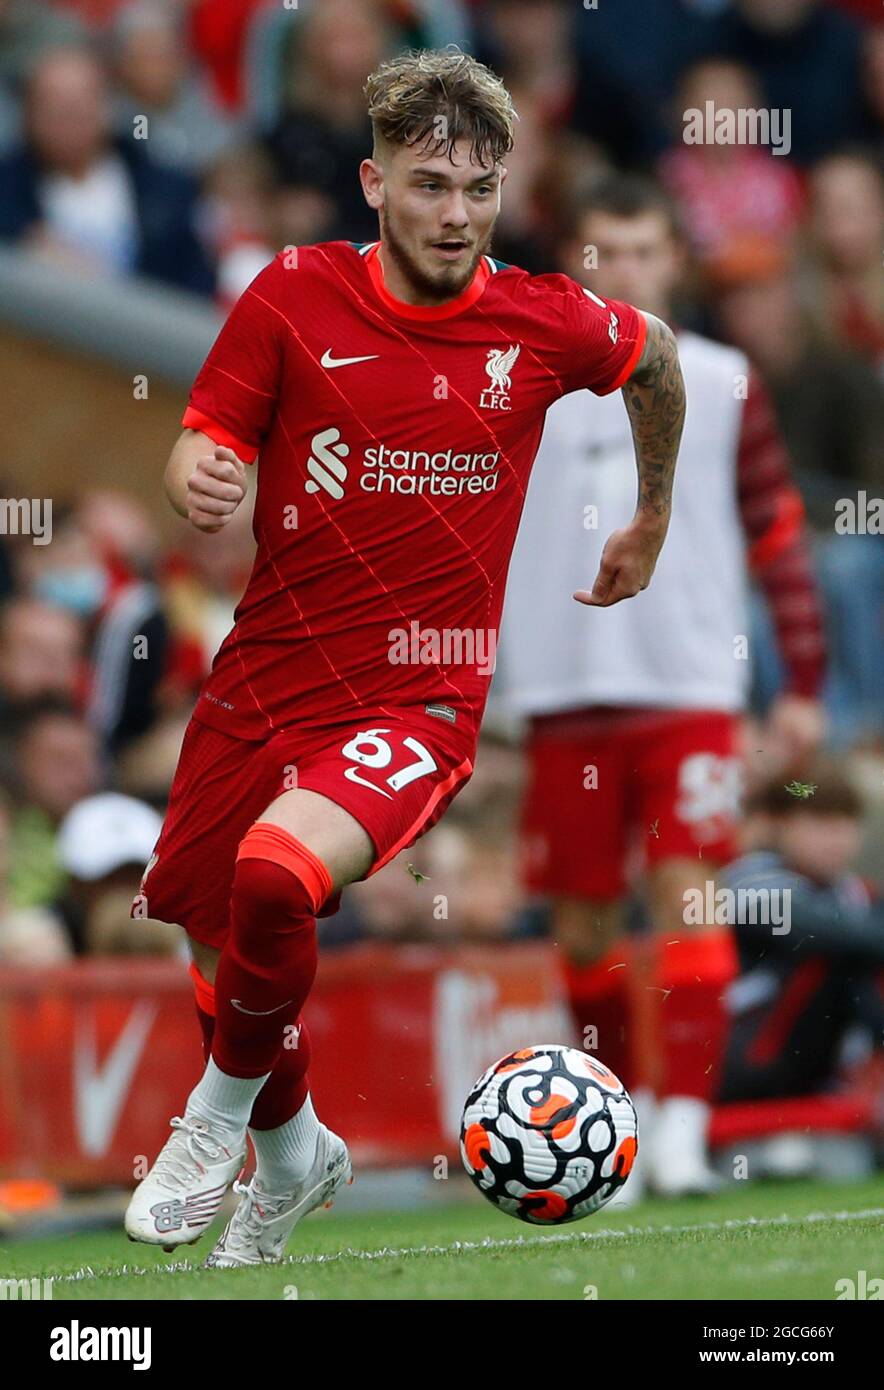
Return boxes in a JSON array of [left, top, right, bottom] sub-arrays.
[[363, 241, 490, 321]]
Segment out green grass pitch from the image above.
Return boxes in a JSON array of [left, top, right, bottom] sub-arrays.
[[3, 1178, 882, 1301]]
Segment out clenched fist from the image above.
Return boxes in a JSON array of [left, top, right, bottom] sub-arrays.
[[186, 446, 247, 533]]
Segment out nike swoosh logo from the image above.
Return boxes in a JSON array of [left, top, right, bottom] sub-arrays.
[[343, 766, 393, 799], [74, 1001, 157, 1157], [231, 998, 295, 1017], [321, 350, 380, 369]]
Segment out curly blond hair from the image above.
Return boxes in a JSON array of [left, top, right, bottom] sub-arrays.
[[365, 47, 516, 166]]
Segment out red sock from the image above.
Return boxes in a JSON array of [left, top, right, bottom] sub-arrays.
[[564, 945, 633, 1088], [191, 962, 311, 1127], [212, 823, 331, 1080], [655, 930, 737, 1100], [249, 1022, 311, 1130]]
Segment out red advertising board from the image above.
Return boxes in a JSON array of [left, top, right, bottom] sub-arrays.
[[0, 945, 571, 1184]]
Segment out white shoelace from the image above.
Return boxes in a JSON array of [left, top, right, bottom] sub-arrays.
[[227, 1181, 294, 1247], [152, 1115, 233, 1193]]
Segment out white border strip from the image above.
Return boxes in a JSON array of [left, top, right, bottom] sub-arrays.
[[49, 1206, 884, 1282]]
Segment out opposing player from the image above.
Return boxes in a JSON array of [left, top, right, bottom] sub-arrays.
[[124, 51, 685, 1264], [496, 175, 826, 1196]]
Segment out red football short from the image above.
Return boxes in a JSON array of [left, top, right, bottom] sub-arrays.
[[519, 706, 743, 901], [134, 707, 474, 948]]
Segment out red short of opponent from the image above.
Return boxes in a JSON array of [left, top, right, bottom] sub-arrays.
[[132, 707, 475, 948], [519, 707, 743, 901]]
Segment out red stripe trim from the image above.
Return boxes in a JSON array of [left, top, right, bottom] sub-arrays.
[[746, 958, 829, 1066], [181, 407, 259, 464], [596, 310, 648, 396], [369, 755, 474, 874]]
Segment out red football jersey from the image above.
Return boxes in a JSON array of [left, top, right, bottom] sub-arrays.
[[182, 240, 646, 744]]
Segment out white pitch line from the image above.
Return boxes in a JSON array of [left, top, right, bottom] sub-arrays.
[[49, 1205, 884, 1283]]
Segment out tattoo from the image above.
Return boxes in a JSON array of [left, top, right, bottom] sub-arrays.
[[621, 313, 685, 522]]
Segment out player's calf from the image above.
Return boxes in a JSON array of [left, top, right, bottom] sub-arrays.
[[211, 823, 332, 1078]]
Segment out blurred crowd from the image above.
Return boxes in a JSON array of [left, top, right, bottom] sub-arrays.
[[0, 0, 881, 973], [0, 1, 882, 333]]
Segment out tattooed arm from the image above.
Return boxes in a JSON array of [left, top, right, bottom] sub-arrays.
[[623, 313, 685, 526], [575, 313, 686, 607]]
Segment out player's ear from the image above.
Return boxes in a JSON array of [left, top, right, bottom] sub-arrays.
[[360, 157, 384, 210], [496, 166, 507, 211]]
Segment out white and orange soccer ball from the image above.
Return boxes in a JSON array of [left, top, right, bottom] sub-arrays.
[[460, 1044, 638, 1224]]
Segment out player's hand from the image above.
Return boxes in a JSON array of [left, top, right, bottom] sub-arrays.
[[574, 520, 667, 608], [185, 446, 247, 532]]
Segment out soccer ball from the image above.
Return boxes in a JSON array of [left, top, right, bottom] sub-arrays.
[[460, 1044, 638, 1224]]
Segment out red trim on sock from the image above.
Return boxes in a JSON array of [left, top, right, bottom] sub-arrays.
[[236, 822, 333, 914], [564, 945, 631, 999], [656, 929, 738, 987], [189, 961, 216, 1018]]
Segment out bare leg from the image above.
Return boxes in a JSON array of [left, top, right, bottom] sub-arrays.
[[551, 896, 624, 967], [190, 938, 220, 984], [259, 786, 374, 888], [646, 857, 719, 939]]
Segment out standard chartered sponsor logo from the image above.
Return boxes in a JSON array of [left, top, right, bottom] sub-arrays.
[[363, 443, 501, 495], [306, 428, 501, 499], [306, 427, 350, 499]]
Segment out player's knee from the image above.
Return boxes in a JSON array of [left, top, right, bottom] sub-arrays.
[[232, 821, 333, 923], [232, 854, 314, 922]]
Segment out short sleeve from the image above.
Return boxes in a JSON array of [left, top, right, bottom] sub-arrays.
[[556, 280, 647, 397], [182, 255, 287, 463]]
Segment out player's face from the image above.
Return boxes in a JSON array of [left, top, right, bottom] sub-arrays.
[[363, 138, 503, 302], [778, 814, 862, 884], [562, 211, 680, 318]]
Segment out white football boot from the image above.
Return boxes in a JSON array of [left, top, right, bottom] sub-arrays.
[[124, 1114, 247, 1250], [647, 1096, 722, 1197], [204, 1125, 352, 1268]]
